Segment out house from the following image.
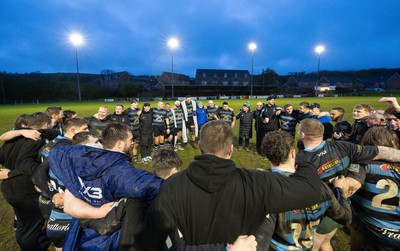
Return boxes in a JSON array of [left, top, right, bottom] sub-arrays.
[[93, 71, 135, 89], [360, 72, 400, 90], [195, 69, 251, 86]]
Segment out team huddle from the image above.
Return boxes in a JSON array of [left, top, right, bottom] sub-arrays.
[[0, 95, 399, 251]]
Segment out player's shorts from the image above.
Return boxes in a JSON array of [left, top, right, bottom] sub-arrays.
[[47, 217, 70, 248], [165, 127, 177, 137], [132, 129, 140, 143], [186, 117, 196, 133], [316, 216, 343, 235], [38, 194, 53, 221], [153, 125, 166, 137]]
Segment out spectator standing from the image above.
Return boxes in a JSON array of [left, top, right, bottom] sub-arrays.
[[140, 103, 154, 164], [196, 101, 207, 135], [253, 101, 265, 155], [235, 102, 253, 150]]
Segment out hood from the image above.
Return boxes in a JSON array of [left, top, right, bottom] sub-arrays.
[[186, 154, 236, 193], [49, 145, 128, 181]]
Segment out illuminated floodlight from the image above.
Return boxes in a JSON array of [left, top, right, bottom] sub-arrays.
[[315, 45, 325, 54], [168, 38, 179, 50], [69, 33, 84, 47], [248, 42, 257, 52]]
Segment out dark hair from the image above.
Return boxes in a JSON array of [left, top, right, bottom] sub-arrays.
[[384, 107, 397, 117], [299, 101, 309, 108], [14, 114, 32, 129], [30, 112, 51, 129], [198, 120, 233, 156], [152, 149, 183, 179], [331, 107, 345, 114], [284, 104, 292, 109], [360, 126, 399, 149], [45, 106, 62, 116], [101, 123, 131, 149], [222, 102, 228, 106], [130, 98, 138, 104], [116, 104, 124, 109], [62, 118, 87, 132], [63, 110, 77, 120], [262, 131, 294, 166], [72, 131, 98, 145]]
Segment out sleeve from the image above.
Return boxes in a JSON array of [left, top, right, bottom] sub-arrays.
[[339, 141, 379, 164], [323, 183, 352, 226], [5, 170, 23, 179], [140, 184, 176, 250], [111, 167, 163, 204], [235, 111, 242, 119], [32, 159, 58, 198], [261, 162, 322, 213], [340, 121, 352, 135], [355, 123, 369, 143], [15, 140, 45, 176]]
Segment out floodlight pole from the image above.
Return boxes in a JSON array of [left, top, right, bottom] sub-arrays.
[[74, 45, 81, 102]]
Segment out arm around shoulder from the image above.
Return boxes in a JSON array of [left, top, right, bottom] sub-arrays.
[[264, 162, 321, 213]]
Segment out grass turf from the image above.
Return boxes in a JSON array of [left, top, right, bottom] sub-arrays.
[[0, 96, 394, 250]]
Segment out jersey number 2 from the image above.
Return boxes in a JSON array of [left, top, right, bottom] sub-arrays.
[[371, 179, 399, 210]]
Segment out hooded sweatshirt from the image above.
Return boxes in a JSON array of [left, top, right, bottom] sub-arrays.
[[48, 145, 163, 251], [142, 154, 322, 249]]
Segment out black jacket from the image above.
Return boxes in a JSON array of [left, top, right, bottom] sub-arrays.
[[236, 110, 253, 138], [143, 154, 321, 249], [261, 105, 280, 131], [349, 117, 369, 144], [111, 111, 131, 125], [0, 136, 46, 203]]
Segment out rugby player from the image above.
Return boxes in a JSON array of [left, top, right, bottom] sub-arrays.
[[140, 120, 322, 250], [263, 131, 351, 251], [296, 118, 400, 251], [125, 99, 142, 163], [350, 126, 400, 250]]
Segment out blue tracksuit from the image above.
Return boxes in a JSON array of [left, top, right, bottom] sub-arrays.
[[48, 145, 163, 250]]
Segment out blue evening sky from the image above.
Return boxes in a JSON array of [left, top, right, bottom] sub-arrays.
[[1, 0, 399, 77]]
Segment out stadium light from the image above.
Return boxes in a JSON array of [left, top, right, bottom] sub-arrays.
[[69, 33, 84, 102], [248, 43, 257, 97], [315, 45, 325, 97], [168, 38, 179, 99]]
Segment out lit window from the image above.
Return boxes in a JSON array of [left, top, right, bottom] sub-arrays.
[[224, 73, 228, 78]]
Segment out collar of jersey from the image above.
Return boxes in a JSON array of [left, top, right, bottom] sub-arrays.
[[304, 140, 326, 152]]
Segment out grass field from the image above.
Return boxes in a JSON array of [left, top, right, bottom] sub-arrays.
[[0, 96, 394, 250]]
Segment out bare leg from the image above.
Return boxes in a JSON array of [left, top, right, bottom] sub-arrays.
[[312, 228, 337, 251]]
